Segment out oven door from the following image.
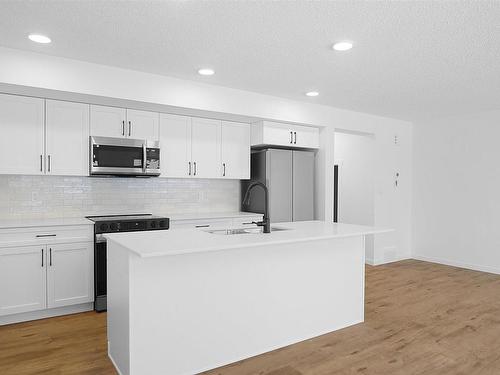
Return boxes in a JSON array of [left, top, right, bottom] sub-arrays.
[[90, 136, 146, 175]]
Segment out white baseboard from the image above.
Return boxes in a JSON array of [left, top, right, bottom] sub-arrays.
[[0, 303, 93, 326], [108, 345, 124, 375], [412, 254, 500, 275], [368, 254, 411, 266]]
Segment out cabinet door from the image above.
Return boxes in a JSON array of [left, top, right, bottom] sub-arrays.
[[45, 100, 89, 176], [263, 122, 294, 147], [292, 151, 315, 221], [267, 149, 293, 223], [0, 94, 44, 175], [169, 218, 233, 230], [221, 121, 250, 179], [0, 246, 46, 316], [293, 125, 320, 149], [90, 105, 127, 138], [159, 114, 192, 177], [47, 242, 94, 308], [126, 109, 159, 141], [191, 118, 221, 178]]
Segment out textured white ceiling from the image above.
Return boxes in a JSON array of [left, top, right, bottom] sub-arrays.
[[0, 1, 499, 121]]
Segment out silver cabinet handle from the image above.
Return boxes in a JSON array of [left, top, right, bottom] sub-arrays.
[[195, 224, 210, 228], [223, 163, 226, 177], [294, 131, 297, 144], [47, 155, 51, 172], [49, 248, 52, 266], [40, 155, 43, 172], [188, 161, 192, 176], [128, 121, 132, 137], [36, 234, 56, 238], [290, 131, 293, 144], [41, 248, 44, 267], [193, 162, 197, 176], [122, 120, 125, 136]]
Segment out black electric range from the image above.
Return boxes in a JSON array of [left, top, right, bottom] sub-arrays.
[[86, 214, 170, 312]]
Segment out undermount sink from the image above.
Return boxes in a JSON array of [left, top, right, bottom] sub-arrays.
[[205, 227, 290, 235]]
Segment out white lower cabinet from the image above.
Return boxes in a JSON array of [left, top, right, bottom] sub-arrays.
[[0, 223, 94, 322], [47, 242, 94, 308], [0, 245, 47, 316], [169, 216, 264, 230], [169, 218, 233, 230], [0, 241, 94, 317]]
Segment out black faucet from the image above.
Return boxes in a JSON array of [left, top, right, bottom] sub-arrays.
[[242, 181, 271, 233]]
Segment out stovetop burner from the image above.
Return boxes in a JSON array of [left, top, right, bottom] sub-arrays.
[[86, 214, 170, 234]]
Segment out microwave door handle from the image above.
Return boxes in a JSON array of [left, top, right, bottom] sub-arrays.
[[142, 143, 147, 173]]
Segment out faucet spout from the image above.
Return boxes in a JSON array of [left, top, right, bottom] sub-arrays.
[[243, 181, 271, 233]]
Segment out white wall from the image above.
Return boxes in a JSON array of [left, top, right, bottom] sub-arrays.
[[0, 46, 413, 262], [413, 110, 500, 274]]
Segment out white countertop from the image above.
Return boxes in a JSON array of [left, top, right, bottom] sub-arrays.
[[0, 217, 93, 229], [159, 211, 262, 221], [104, 220, 393, 258], [0, 212, 260, 229]]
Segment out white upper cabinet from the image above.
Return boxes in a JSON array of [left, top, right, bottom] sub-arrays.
[[294, 126, 320, 148], [160, 114, 250, 179], [90, 105, 127, 138], [45, 100, 90, 176], [221, 121, 250, 179], [191, 118, 221, 178], [251, 120, 319, 149], [0, 94, 44, 175], [0, 245, 47, 316], [160, 114, 192, 177], [46, 242, 94, 308], [126, 109, 159, 141], [90, 105, 159, 141]]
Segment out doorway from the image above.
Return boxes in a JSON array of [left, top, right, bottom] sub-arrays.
[[334, 130, 375, 262]]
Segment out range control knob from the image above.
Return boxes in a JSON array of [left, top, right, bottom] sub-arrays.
[[110, 223, 118, 231], [99, 223, 109, 232], [159, 220, 167, 228], [150, 221, 157, 228]]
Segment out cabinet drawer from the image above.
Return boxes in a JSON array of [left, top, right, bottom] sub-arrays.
[[232, 216, 263, 227], [0, 225, 93, 247], [169, 218, 233, 230]]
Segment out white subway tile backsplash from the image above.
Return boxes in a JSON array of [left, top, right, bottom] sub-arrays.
[[0, 175, 240, 219]]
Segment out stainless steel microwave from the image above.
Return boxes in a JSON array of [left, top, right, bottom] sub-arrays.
[[90, 136, 161, 176]]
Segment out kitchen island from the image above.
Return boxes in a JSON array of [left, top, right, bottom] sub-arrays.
[[105, 221, 390, 375]]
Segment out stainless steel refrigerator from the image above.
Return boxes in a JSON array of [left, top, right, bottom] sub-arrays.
[[241, 148, 315, 222]]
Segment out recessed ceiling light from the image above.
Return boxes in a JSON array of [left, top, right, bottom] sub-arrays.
[[28, 34, 51, 44], [332, 41, 353, 51], [305, 91, 319, 97], [198, 68, 215, 76]]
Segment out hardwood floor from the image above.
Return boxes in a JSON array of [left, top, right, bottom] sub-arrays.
[[1, 260, 500, 375]]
